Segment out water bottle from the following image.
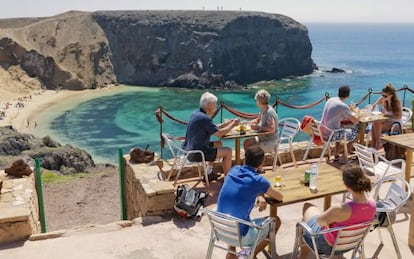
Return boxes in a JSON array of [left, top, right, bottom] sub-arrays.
[[309, 163, 318, 191]]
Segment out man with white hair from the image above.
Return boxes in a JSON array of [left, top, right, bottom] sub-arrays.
[[183, 92, 239, 181]]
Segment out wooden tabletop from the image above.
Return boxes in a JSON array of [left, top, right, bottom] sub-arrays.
[[381, 132, 414, 150], [264, 163, 347, 207], [222, 129, 269, 140]]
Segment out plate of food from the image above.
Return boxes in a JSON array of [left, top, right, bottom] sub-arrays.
[[372, 111, 382, 115], [234, 124, 251, 132]]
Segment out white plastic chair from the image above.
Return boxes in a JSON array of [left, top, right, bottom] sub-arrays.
[[203, 208, 276, 259], [371, 177, 412, 259], [161, 133, 209, 188], [389, 106, 413, 134], [302, 119, 349, 164], [292, 220, 376, 259], [353, 143, 405, 180], [272, 117, 301, 171]]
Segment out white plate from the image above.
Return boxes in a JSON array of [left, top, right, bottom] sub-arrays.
[[372, 111, 382, 115]]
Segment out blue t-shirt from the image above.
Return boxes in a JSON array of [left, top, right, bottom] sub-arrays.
[[183, 108, 218, 150], [217, 165, 271, 236]]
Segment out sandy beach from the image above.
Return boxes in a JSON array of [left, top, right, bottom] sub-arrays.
[[0, 85, 136, 136]]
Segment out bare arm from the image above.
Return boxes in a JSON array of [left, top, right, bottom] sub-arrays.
[[251, 117, 277, 133], [265, 186, 283, 202], [316, 204, 351, 227], [213, 119, 239, 138]]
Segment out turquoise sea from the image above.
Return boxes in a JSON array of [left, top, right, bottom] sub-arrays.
[[36, 23, 414, 164]]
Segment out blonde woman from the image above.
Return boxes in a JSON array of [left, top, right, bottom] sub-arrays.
[[243, 90, 278, 169]]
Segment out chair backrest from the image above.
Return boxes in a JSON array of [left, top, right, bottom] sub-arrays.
[[401, 107, 413, 124], [308, 119, 325, 146], [372, 177, 412, 212], [279, 117, 301, 141], [330, 221, 374, 255], [353, 143, 376, 171], [296, 220, 375, 258], [203, 208, 274, 258], [161, 133, 185, 159], [204, 209, 244, 248]]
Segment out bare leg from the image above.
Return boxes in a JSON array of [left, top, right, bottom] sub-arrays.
[[226, 246, 237, 259], [371, 121, 382, 149], [243, 137, 255, 151], [216, 147, 233, 175], [253, 216, 282, 258], [299, 203, 321, 259]]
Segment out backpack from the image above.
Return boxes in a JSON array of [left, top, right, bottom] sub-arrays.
[[174, 184, 207, 218]]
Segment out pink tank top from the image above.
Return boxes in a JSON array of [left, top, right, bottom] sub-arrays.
[[324, 199, 376, 246]]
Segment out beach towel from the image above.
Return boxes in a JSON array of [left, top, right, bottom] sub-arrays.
[[301, 115, 323, 145]]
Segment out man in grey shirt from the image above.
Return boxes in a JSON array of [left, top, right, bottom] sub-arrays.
[[321, 85, 359, 163]]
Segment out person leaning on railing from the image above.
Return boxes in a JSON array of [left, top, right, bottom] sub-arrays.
[[371, 83, 403, 150]]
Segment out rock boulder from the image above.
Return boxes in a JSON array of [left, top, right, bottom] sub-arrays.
[[5, 159, 33, 177]]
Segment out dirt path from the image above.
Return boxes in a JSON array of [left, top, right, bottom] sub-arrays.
[[43, 167, 120, 231]]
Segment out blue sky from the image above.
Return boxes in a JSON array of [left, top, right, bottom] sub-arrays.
[[1, 0, 413, 23]]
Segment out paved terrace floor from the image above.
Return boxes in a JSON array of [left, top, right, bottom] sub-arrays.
[[0, 158, 413, 259]]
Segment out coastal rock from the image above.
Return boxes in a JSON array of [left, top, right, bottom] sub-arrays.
[[29, 145, 95, 174], [5, 159, 33, 177], [0, 133, 32, 155], [0, 10, 313, 90], [0, 126, 96, 175], [327, 67, 346, 73]]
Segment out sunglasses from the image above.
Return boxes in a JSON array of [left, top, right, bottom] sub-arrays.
[[382, 94, 390, 98]]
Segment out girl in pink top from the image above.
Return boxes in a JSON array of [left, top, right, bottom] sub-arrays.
[[299, 165, 376, 258]]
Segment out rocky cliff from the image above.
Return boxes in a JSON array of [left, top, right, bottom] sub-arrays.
[[0, 10, 313, 90]]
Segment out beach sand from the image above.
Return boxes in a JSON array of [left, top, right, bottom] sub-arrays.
[[0, 85, 136, 136]]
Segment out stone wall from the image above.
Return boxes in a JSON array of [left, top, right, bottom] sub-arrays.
[[0, 171, 40, 244], [123, 156, 175, 219]]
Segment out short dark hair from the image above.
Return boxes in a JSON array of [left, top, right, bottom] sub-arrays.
[[338, 85, 350, 98], [244, 146, 265, 168], [342, 165, 372, 193]]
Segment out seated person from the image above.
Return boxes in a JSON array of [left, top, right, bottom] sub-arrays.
[[371, 83, 402, 150], [320, 85, 359, 163], [217, 146, 283, 259], [183, 92, 239, 181], [299, 165, 376, 258], [243, 89, 278, 158]]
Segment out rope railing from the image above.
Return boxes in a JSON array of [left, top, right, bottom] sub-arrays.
[[155, 85, 413, 157]]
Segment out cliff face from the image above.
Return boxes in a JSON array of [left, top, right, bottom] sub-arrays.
[[0, 10, 313, 90]]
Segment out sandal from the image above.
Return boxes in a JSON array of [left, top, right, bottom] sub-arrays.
[[333, 155, 340, 162], [338, 159, 351, 164]]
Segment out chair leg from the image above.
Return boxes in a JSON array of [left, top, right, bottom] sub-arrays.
[[173, 166, 184, 186], [200, 163, 209, 188], [291, 226, 302, 259], [303, 140, 312, 161], [289, 140, 297, 167], [319, 143, 329, 164], [206, 237, 215, 259], [387, 224, 402, 259]]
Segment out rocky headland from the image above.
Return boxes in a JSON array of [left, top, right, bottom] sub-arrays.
[[0, 10, 314, 93]]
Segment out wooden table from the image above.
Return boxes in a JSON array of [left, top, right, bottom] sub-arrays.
[[381, 132, 414, 182], [264, 163, 347, 218], [358, 113, 388, 145], [380, 133, 414, 248], [222, 129, 269, 165]]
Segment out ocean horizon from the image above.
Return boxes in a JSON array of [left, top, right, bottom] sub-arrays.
[[32, 23, 414, 164]]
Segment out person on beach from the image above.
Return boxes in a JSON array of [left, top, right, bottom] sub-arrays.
[[298, 165, 376, 258], [320, 85, 359, 163], [217, 146, 283, 259], [243, 89, 278, 172], [183, 92, 239, 181], [371, 83, 402, 150]]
